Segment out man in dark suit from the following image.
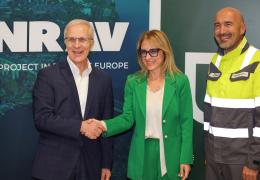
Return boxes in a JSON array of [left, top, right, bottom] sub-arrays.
[[32, 19, 113, 180]]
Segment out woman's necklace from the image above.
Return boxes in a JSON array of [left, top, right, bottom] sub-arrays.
[[147, 75, 164, 92]]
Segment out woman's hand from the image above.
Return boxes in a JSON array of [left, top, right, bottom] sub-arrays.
[[178, 164, 191, 180]]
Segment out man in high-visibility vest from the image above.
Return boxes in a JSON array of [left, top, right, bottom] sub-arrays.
[[204, 7, 260, 180]]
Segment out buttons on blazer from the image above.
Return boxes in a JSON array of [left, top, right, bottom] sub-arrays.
[[163, 120, 167, 139]]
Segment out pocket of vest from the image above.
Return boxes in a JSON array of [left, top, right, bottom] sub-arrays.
[[207, 62, 222, 81], [230, 62, 259, 82], [230, 71, 250, 81]]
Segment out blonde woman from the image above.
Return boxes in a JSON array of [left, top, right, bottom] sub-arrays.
[[87, 30, 193, 180]]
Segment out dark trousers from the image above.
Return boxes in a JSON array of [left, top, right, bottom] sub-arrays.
[[205, 159, 244, 180], [32, 175, 77, 180], [32, 152, 100, 180], [68, 154, 100, 180]]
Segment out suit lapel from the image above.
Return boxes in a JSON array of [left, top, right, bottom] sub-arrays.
[[60, 61, 82, 117], [84, 68, 95, 119], [135, 75, 147, 119], [162, 73, 176, 117]]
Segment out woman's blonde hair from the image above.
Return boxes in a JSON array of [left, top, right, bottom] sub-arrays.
[[136, 30, 180, 75]]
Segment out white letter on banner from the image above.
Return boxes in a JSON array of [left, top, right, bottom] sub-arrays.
[[94, 22, 129, 51], [29, 21, 63, 52], [0, 21, 27, 52], [90, 22, 101, 51], [185, 52, 213, 124]]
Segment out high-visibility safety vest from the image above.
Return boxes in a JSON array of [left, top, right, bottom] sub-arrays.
[[204, 37, 260, 169]]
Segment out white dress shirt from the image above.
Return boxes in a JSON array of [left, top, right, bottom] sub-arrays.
[[67, 57, 92, 118], [145, 84, 167, 176]]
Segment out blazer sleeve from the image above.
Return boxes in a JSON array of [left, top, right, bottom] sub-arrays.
[[100, 76, 114, 169], [32, 69, 81, 139], [103, 76, 135, 137], [179, 75, 193, 164]]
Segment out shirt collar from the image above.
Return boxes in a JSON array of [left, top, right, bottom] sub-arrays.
[[217, 36, 249, 58], [67, 56, 92, 77]]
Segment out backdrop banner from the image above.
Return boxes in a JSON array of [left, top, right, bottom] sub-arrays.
[[1, 0, 260, 180], [0, 1, 149, 179]]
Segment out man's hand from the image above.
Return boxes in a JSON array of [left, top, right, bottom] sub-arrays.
[[80, 119, 105, 139], [178, 164, 191, 180], [101, 168, 111, 180], [243, 166, 258, 180]]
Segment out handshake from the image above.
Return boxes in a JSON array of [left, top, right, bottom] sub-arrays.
[[80, 119, 106, 139]]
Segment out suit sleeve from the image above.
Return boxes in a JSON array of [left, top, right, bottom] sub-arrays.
[[32, 69, 81, 139], [179, 75, 193, 164], [103, 76, 135, 137], [101, 76, 114, 169]]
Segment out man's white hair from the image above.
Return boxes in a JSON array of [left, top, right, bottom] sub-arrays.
[[63, 19, 94, 38]]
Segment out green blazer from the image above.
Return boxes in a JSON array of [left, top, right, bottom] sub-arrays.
[[104, 72, 193, 180]]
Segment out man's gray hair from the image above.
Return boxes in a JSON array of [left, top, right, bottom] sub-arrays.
[[64, 19, 94, 38]]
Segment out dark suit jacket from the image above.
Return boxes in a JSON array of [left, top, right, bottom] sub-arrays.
[[32, 60, 113, 180]]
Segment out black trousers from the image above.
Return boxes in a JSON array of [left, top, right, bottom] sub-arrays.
[[32, 152, 100, 180], [205, 159, 260, 180], [32, 175, 77, 180]]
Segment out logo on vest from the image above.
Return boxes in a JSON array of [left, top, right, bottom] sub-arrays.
[[208, 72, 221, 78], [230, 71, 249, 81]]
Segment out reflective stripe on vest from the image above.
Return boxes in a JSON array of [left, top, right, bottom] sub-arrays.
[[204, 122, 249, 138], [241, 46, 258, 69], [255, 97, 260, 108], [204, 94, 255, 108], [215, 54, 222, 68], [253, 127, 260, 137], [204, 122, 210, 131], [204, 94, 211, 104]]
